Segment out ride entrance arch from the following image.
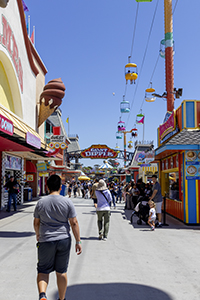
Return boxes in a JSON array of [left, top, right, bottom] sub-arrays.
[[66, 144, 134, 167]]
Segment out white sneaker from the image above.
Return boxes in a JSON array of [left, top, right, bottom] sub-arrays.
[[103, 237, 107, 241]]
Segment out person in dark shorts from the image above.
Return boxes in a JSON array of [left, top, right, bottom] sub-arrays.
[[34, 174, 82, 300]]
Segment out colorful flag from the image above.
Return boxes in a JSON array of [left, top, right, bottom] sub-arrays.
[[66, 117, 69, 123], [30, 27, 35, 44], [22, 0, 29, 12]]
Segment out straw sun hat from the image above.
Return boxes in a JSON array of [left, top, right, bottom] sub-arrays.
[[97, 179, 107, 191]]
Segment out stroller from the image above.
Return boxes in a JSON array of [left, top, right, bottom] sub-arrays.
[[130, 196, 150, 225]]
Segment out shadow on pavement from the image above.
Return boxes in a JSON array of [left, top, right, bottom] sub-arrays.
[[80, 236, 98, 241], [0, 230, 35, 238], [54, 283, 173, 300]]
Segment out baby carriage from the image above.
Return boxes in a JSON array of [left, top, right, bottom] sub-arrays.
[[130, 197, 150, 225]]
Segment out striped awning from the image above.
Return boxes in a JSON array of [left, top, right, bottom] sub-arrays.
[[0, 104, 46, 149]]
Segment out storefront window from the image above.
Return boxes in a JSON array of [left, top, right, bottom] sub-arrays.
[[163, 172, 179, 200]]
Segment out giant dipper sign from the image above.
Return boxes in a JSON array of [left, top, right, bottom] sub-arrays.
[[81, 145, 118, 159]]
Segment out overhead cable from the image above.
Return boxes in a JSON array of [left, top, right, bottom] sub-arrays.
[[126, 0, 159, 127]]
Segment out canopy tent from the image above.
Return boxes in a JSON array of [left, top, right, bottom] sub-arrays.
[[78, 175, 90, 181], [78, 171, 90, 181], [99, 161, 113, 169]]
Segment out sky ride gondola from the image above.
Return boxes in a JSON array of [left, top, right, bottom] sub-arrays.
[[145, 82, 156, 102], [117, 118, 126, 132], [116, 132, 122, 139], [128, 140, 133, 149], [125, 56, 138, 84], [131, 127, 138, 138], [120, 95, 130, 113]]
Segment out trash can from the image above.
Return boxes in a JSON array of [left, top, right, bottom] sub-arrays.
[[28, 188, 32, 201], [24, 188, 32, 201]]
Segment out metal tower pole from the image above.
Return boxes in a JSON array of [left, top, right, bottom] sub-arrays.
[[164, 0, 175, 112]]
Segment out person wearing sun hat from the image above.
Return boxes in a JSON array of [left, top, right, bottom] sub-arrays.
[[95, 179, 112, 241]]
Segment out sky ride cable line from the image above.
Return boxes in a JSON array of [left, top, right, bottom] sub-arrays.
[[119, 2, 139, 121], [128, 0, 179, 133], [139, 54, 160, 111], [126, 0, 159, 128], [130, 2, 139, 59], [139, 0, 179, 113], [173, 0, 179, 15]]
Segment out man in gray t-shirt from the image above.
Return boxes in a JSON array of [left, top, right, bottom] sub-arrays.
[[34, 175, 82, 300], [149, 175, 163, 227]]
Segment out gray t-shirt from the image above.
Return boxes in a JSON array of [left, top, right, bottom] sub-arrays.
[[152, 182, 163, 203], [34, 194, 77, 242]]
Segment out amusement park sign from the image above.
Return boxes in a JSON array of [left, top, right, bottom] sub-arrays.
[[81, 145, 118, 159]]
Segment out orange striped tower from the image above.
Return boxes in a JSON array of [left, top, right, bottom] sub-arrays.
[[164, 0, 174, 112]]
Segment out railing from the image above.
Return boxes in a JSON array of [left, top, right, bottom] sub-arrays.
[[134, 140, 154, 147], [68, 134, 79, 138]]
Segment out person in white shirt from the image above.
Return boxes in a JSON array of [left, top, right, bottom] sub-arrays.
[[95, 179, 112, 241], [148, 200, 156, 231]]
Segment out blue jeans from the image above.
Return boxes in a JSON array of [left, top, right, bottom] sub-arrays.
[[117, 192, 122, 202], [7, 192, 17, 211]]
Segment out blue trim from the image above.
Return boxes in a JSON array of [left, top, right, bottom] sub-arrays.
[[182, 152, 186, 222], [182, 102, 184, 129], [186, 101, 195, 128], [187, 179, 196, 223], [155, 144, 200, 155]]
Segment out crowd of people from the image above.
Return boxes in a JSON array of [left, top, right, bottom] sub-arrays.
[[65, 177, 154, 210]]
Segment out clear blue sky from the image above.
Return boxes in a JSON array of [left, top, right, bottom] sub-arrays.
[[25, 0, 200, 167]]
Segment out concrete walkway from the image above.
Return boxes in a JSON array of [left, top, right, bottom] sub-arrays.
[[0, 197, 200, 300]]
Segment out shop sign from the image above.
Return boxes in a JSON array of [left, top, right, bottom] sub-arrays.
[[26, 132, 41, 149], [1, 15, 23, 92], [39, 172, 49, 177], [81, 145, 118, 159], [26, 174, 34, 181], [5, 154, 21, 170], [185, 150, 200, 180], [159, 111, 179, 144], [50, 135, 65, 143], [36, 162, 47, 171], [0, 114, 13, 135], [49, 135, 67, 150], [145, 171, 153, 176], [135, 150, 154, 165]]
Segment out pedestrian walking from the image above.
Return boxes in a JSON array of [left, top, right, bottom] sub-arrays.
[[147, 200, 156, 231], [68, 182, 72, 198], [95, 179, 112, 241], [33, 174, 82, 300], [116, 183, 122, 203], [149, 174, 163, 227], [109, 181, 116, 208], [4, 175, 19, 212], [77, 181, 81, 196], [90, 178, 99, 208]]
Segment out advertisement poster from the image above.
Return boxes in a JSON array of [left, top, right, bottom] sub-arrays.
[[185, 151, 200, 180], [5, 155, 22, 170]]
